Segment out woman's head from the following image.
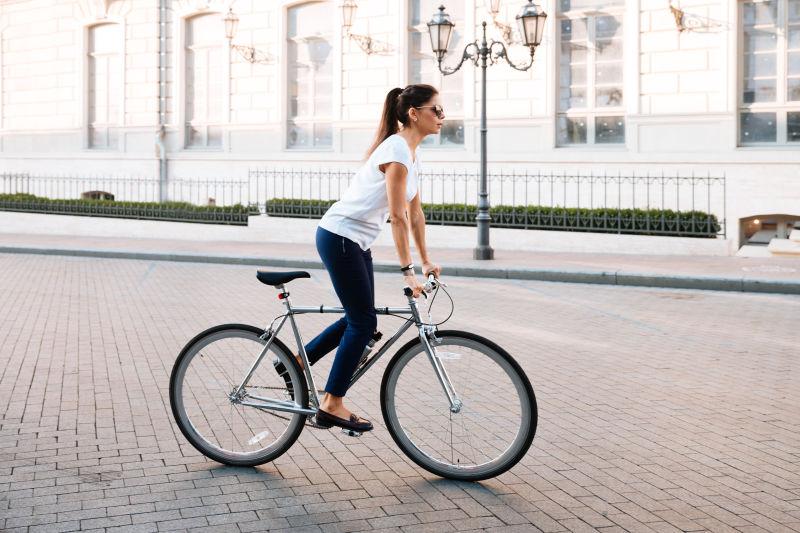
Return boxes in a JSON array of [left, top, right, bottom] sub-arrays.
[[366, 84, 445, 157]]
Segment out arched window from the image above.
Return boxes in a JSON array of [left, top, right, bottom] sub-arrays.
[[286, 1, 334, 149], [409, 0, 465, 147], [557, 0, 625, 145], [88, 23, 121, 149], [185, 13, 223, 148]]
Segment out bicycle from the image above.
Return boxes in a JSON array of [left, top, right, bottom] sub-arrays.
[[169, 270, 537, 481]]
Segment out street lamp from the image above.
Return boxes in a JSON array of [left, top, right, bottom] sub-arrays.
[[224, 7, 273, 64], [487, 0, 515, 45], [428, 1, 546, 260], [224, 8, 239, 41], [339, 0, 392, 55]]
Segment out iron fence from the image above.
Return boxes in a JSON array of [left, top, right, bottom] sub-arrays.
[[0, 173, 254, 225], [249, 167, 727, 238], [1, 169, 727, 237]]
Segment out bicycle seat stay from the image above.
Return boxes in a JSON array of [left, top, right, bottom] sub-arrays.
[[256, 270, 310, 287]]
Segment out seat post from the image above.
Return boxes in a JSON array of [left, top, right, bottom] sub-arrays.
[[277, 285, 294, 314]]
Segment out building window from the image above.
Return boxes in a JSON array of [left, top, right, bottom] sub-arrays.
[[287, 2, 333, 149], [557, 0, 625, 146], [740, 0, 800, 145], [409, 0, 464, 147], [185, 13, 223, 149], [88, 23, 121, 149]]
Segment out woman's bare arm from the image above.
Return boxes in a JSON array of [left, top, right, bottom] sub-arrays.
[[407, 192, 430, 264], [383, 162, 413, 267], [408, 192, 441, 278]]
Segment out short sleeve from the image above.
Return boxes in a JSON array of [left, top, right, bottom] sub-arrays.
[[373, 137, 413, 174]]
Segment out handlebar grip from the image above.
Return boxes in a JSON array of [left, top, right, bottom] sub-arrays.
[[423, 274, 438, 293], [403, 287, 413, 297]]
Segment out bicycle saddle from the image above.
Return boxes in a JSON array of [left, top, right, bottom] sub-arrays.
[[256, 270, 311, 287]]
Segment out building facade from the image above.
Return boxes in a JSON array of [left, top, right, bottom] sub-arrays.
[[0, 0, 798, 249]]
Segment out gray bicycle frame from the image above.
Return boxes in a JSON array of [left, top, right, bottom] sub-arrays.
[[231, 283, 462, 417]]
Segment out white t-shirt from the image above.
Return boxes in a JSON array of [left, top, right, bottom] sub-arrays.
[[319, 134, 421, 250]]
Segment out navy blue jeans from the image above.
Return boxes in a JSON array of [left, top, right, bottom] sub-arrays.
[[302, 226, 377, 397]]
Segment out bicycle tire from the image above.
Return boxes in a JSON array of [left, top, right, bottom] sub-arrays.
[[170, 324, 308, 467], [380, 330, 537, 481]]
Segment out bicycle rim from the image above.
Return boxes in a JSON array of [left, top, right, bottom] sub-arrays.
[[381, 331, 536, 480], [170, 325, 307, 466]]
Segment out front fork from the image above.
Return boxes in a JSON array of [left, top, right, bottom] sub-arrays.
[[406, 289, 462, 414]]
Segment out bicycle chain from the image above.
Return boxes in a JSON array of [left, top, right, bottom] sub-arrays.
[[244, 386, 329, 429]]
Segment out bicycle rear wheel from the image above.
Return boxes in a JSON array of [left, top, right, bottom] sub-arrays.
[[170, 324, 308, 466], [381, 330, 536, 481]]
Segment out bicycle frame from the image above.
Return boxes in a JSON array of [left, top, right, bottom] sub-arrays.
[[231, 283, 462, 417]]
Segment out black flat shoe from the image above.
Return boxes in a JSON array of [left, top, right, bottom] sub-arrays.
[[272, 358, 294, 400], [315, 409, 374, 432]]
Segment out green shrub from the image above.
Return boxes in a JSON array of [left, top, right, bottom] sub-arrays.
[[0, 194, 259, 225], [264, 198, 721, 237]]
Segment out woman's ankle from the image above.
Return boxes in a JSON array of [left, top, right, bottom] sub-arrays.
[[320, 393, 343, 412]]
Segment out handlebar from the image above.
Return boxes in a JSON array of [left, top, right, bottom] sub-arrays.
[[403, 273, 444, 299]]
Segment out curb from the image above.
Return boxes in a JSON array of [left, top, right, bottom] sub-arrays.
[[2, 245, 799, 296]]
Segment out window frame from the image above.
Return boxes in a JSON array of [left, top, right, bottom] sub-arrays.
[[183, 12, 226, 150], [407, 0, 466, 149], [0, 24, 6, 133], [84, 21, 125, 151], [738, 0, 800, 146], [173, 6, 229, 152], [285, 1, 335, 151], [555, 2, 627, 147]]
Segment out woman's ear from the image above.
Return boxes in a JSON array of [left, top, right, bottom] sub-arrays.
[[408, 107, 418, 123]]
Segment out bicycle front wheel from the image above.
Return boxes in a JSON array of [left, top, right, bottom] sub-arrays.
[[381, 330, 536, 481], [170, 324, 308, 467]]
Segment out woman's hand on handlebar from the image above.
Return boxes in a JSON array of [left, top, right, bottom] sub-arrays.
[[422, 261, 441, 279], [403, 271, 425, 298]]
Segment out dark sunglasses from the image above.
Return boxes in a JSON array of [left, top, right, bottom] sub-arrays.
[[415, 104, 445, 119]]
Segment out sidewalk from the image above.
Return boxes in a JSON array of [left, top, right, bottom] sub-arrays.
[[2, 232, 800, 294]]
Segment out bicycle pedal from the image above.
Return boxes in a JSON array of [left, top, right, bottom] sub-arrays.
[[341, 428, 362, 437]]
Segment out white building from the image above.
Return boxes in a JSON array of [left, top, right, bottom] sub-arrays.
[[0, 0, 798, 251]]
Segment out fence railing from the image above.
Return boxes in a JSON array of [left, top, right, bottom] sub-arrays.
[[249, 168, 726, 238], [1, 169, 727, 237], [0, 173, 254, 225], [0, 173, 251, 206]]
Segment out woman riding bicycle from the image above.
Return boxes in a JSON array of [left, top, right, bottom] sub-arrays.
[[277, 84, 444, 434]]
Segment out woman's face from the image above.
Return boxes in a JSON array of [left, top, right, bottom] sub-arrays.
[[409, 95, 445, 136]]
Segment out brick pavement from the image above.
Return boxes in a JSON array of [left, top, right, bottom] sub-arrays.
[[1, 253, 799, 532]]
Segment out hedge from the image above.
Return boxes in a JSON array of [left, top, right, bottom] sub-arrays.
[[264, 198, 721, 237], [0, 193, 259, 225], [0, 193, 722, 236]]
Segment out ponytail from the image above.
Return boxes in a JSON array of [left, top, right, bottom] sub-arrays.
[[365, 84, 438, 159], [365, 87, 403, 159]]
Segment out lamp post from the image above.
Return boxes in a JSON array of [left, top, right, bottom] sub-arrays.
[[427, 1, 546, 260]]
